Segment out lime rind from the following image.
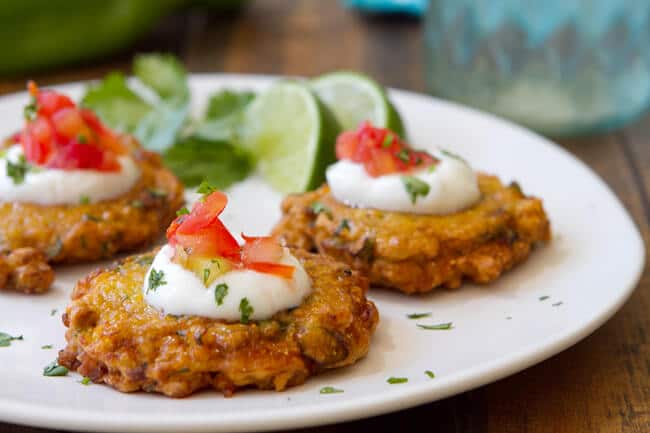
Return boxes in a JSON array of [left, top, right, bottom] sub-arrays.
[[241, 81, 340, 193], [312, 71, 405, 137]]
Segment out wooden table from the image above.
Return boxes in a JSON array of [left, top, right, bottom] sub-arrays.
[[1, 1, 648, 432]]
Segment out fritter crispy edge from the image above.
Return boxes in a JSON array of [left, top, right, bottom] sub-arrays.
[[272, 174, 551, 294], [58, 249, 379, 397], [0, 149, 184, 264]]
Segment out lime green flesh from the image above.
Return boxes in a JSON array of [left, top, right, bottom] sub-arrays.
[[312, 71, 405, 137], [241, 81, 340, 193]]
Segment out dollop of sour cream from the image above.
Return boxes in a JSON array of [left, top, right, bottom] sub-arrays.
[[0, 145, 140, 205], [326, 150, 481, 215], [143, 244, 312, 321]]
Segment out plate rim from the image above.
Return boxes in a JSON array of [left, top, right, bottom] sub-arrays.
[[0, 73, 645, 433]]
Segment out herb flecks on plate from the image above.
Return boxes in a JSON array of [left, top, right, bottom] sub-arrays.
[[320, 386, 344, 394], [0, 332, 23, 347], [387, 377, 408, 384], [417, 322, 453, 330]]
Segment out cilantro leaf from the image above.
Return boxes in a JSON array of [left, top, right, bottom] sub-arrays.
[[6, 155, 31, 185], [214, 283, 228, 306], [134, 53, 189, 102], [0, 332, 23, 347], [386, 377, 408, 384], [239, 298, 254, 324], [82, 72, 152, 132], [320, 386, 344, 394], [43, 361, 68, 377], [401, 176, 430, 204], [147, 269, 166, 294], [163, 138, 252, 188], [417, 322, 453, 330]]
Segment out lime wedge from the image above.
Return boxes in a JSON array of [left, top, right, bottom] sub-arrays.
[[240, 81, 341, 193], [312, 71, 405, 137]]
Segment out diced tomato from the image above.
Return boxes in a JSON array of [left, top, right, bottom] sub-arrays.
[[364, 148, 398, 177], [46, 141, 111, 171], [18, 81, 127, 171], [167, 191, 295, 278], [80, 109, 127, 155], [245, 262, 295, 279], [335, 122, 438, 177], [241, 234, 284, 264], [22, 117, 54, 164], [175, 191, 229, 235], [35, 91, 75, 117], [172, 221, 240, 258], [335, 131, 358, 160], [51, 108, 93, 141]]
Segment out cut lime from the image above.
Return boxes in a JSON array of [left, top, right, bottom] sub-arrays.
[[312, 71, 405, 137], [240, 81, 341, 193]]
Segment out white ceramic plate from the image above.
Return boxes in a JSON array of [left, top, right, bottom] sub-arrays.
[[0, 75, 645, 433]]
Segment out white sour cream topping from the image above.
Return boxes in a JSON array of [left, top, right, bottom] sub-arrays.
[[0, 145, 140, 205], [326, 150, 481, 215], [143, 244, 312, 321]]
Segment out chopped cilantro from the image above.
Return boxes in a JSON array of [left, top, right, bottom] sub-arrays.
[[147, 269, 166, 293], [77, 134, 88, 144], [50, 309, 57, 316], [80, 376, 91, 385], [147, 188, 167, 199], [176, 207, 190, 216], [309, 201, 332, 218], [441, 149, 466, 162], [539, 295, 550, 301], [79, 195, 90, 205], [320, 386, 344, 394], [552, 301, 563, 307], [43, 361, 68, 377], [23, 97, 37, 120], [387, 377, 408, 384], [6, 155, 31, 185], [428, 163, 437, 173], [131, 199, 144, 209], [396, 149, 410, 163], [239, 297, 254, 324], [197, 180, 218, 198], [335, 219, 351, 235], [0, 332, 23, 347], [202, 268, 211, 285], [41, 344, 53, 350], [83, 214, 102, 222], [401, 176, 430, 204], [214, 283, 228, 306], [425, 370, 435, 379], [381, 133, 394, 148], [406, 312, 431, 319], [417, 322, 453, 330]]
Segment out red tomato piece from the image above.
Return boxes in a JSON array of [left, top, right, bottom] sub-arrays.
[[51, 108, 93, 142], [244, 262, 295, 279], [22, 118, 54, 164], [173, 221, 240, 259], [175, 191, 229, 235], [241, 234, 284, 264], [335, 131, 358, 160], [47, 142, 112, 171], [36, 90, 75, 117]]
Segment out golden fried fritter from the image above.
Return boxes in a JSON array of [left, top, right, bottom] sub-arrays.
[[0, 247, 54, 294], [58, 249, 378, 398], [0, 150, 183, 264], [272, 174, 551, 294]]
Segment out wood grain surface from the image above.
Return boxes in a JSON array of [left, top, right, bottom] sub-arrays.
[[1, 1, 648, 432]]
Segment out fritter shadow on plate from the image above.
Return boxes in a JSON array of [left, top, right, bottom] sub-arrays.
[[58, 249, 378, 397], [272, 174, 551, 294]]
